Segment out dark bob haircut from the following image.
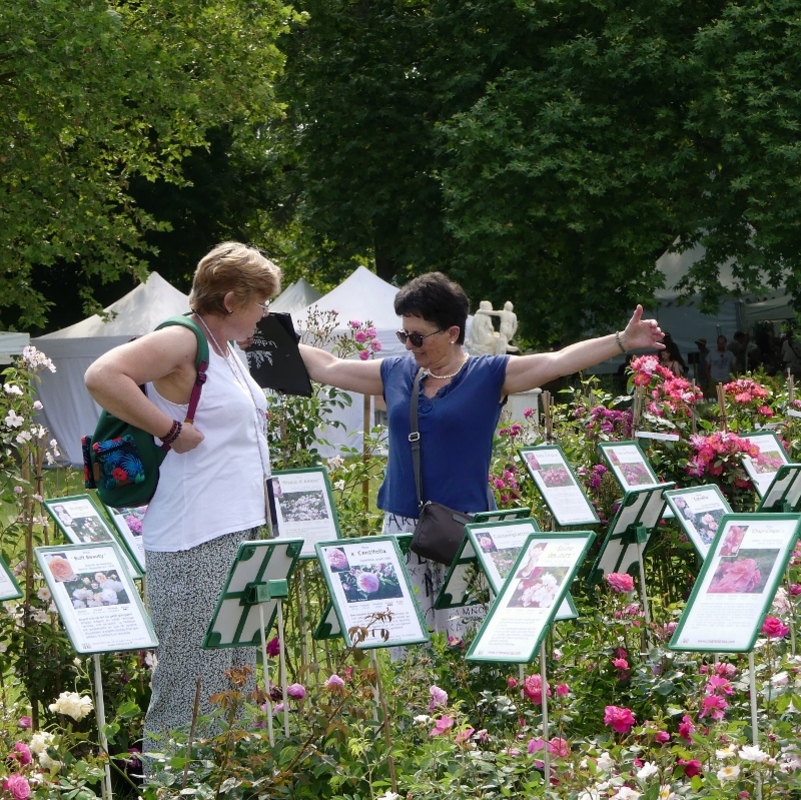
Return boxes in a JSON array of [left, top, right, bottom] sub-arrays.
[[394, 272, 469, 345]]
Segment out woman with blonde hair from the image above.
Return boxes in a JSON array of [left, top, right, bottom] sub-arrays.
[[86, 242, 281, 770]]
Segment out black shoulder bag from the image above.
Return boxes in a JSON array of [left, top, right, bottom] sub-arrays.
[[408, 368, 473, 566]]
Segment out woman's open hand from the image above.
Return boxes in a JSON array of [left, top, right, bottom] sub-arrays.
[[621, 304, 665, 351]]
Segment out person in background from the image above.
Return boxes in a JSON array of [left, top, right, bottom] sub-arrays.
[[707, 334, 738, 391], [728, 331, 747, 372], [662, 332, 688, 375], [781, 329, 801, 377], [298, 272, 664, 637], [85, 242, 281, 773], [694, 338, 709, 384], [659, 347, 683, 377]]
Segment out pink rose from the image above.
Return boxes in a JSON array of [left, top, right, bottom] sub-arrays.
[[429, 715, 454, 736], [358, 349, 371, 361], [761, 616, 790, 639], [12, 742, 31, 765], [287, 683, 306, 700], [679, 759, 702, 778], [603, 705, 636, 734], [429, 685, 448, 710], [678, 714, 695, 741], [654, 731, 670, 744], [324, 674, 345, 689], [522, 674, 551, 705], [605, 572, 635, 593], [17, 717, 31, 730], [3, 775, 30, 800]]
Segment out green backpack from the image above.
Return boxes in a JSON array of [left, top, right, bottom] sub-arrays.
[[82, 316, 209, 508]]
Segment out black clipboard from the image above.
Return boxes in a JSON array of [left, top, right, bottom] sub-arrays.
[[244, 313, 313, 397]]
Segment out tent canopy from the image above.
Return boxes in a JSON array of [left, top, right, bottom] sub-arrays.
[[270, 278, 323, 314], [0, 332, 30, 362], [32, 273, 191, 467], [40, 272, 190, 338]]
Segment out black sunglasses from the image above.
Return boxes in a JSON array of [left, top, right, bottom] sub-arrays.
[[395, 328, 444, 347]]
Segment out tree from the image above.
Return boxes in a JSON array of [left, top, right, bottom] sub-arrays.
[[269, 0, 801, 345], [0, 0, 291, 329]]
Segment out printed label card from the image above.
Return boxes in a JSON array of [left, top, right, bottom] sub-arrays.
[[269, 468, 341, 558], [739, 431, 791, 498], [203, 539, 304, 649], [519, 445, 599, 526], [105, 505, 147, 574], [36, 543, 157, 654], [0, 555, 22, 602], [467, 519, 576, 621], [757, 464, 801, 513], [665, 485, 732, 559], [467, 532, 595, 663], [316, 537, 428, 649], [435, 509, 531, 610], [670, 514, 801, 653], [598, 441, 660, 493], [44, 495, 141, 580]]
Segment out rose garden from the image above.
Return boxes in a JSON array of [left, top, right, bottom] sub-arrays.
[[2, 326, 801, 800]]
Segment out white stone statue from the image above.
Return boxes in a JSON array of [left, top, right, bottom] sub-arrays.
[[466, 299, 519, 356], [465, 300, 498, 356], [499, 301, 518, 345]]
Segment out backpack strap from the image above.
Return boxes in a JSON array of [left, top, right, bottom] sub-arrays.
[[154, 314, 209, 440]]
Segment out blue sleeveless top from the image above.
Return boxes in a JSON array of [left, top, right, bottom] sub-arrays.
[[377, 354, 509, 518]]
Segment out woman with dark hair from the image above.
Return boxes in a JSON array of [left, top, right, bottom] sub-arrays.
[[299, 271, 664, 634]]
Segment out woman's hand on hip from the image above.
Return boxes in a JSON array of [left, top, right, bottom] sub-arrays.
[[171, 422, 204, 453]]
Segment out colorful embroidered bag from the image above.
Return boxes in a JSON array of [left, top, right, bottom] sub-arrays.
[[82, 316, 208, 508]]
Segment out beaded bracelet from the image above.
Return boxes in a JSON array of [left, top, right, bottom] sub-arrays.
[[615, 331, 627, 354], [161, 419, 183, 447]]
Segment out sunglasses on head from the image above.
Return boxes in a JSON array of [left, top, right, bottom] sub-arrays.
[[395, 328, 444, 347]]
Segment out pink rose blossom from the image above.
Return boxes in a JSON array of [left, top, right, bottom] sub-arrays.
[[761, 616, 790, 639], [678, 714, 695, 742], [358, 349, 371, 360], [654, 731, 670, 744], [507, 677, 518, 689], [603, 705, 636, 734], [455, 727, 475, 744], [522, 674, 551, 705], [680, 758, 702, 778], [17, 717, 31, 729], [324, 674, 345, 690], [12, 742, 31, 765], [3, 775, 30, 800], [605, 572, 635, 593], [429, 685, 448, 710], [287, 683, 306, 700], [555, 683, 569, 696], [429, 715, 454, 736]]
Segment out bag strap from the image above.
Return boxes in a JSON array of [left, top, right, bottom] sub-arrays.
[[154, 314, 210, 449], [408, 368, 425, 510]]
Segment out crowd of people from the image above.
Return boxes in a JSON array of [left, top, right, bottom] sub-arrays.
[[662, 327, 800, 396]]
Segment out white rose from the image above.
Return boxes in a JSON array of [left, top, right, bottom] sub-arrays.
[[29, 731, 55, 755], [636, 761, 659, 781], [49, 691, 93, 721]]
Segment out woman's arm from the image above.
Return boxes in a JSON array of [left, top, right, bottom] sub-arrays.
[[85, 327, 205, 453], [502, 304, 664, 396], [299, 344, 384, 395]]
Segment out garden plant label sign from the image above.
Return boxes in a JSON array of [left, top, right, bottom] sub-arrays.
[[670, 514, 801, 653], [665, 485, 732, 559]]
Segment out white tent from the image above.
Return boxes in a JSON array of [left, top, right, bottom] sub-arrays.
[[288, 266, 405, 456], [269, 278, 323, 314], [32, 272, 191, 466], [0, 332, 30, 365]]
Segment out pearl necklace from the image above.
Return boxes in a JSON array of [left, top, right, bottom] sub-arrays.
[[196, 314, 270, 472], [423, 356, 469, 381]]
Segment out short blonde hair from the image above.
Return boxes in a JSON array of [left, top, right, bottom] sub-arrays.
[[189, 242, 281, 316]]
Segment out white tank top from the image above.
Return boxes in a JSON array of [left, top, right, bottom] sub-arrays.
[[142, 347, 270, 552]]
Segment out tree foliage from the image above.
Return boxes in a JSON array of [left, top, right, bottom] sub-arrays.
[[0, 0, 291, 328], [270, 0, 801, 344]]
